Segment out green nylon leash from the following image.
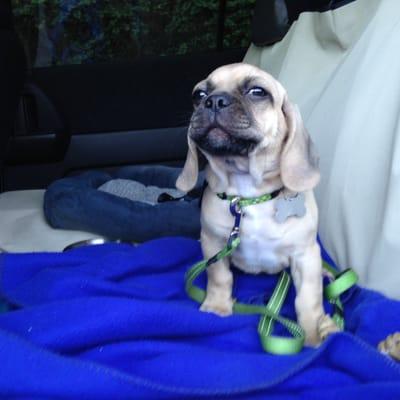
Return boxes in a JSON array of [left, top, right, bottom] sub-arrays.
[[323, 263, 358, 329], [185, 192, 358, 354], [185, 238, 305, 354]]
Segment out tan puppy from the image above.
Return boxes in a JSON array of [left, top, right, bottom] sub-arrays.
[[176, 63, 338, 346]]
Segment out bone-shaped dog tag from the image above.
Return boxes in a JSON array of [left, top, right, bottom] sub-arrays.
[[274, 193, 306, 223]]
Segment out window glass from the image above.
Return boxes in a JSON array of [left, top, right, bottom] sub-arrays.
[[224, 0, 256, 49], [12, 0, 255, 68]]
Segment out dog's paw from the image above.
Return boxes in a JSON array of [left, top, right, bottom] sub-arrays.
[[200, 296, 233, 317], [378, 332, 400, 361], [317, 314, 340, 341]]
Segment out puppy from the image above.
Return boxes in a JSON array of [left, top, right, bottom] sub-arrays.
[[176, 63, 338, 345]]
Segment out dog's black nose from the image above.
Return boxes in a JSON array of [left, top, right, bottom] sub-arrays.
[[205, 93, 232, 111]]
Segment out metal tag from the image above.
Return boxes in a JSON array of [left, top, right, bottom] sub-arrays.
[[274, 193, 306, 223]]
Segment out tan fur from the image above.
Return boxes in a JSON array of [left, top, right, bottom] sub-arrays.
[[177, 63, 338, 346]]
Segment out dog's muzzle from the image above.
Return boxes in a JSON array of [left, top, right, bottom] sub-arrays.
[[190, 100, 258, 156]]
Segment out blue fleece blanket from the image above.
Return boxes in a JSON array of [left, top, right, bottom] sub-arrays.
[[0, 238, 399, 399]]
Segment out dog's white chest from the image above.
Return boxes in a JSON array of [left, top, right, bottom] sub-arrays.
[[232, 237, 284, 274], [201, 188, 317, 275], [230, 204, 289, 274]]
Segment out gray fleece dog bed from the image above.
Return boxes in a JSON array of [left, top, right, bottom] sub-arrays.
[[44, 166, 203, 242]]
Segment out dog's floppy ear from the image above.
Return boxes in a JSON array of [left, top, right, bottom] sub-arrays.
[[280, 95, 320, 192], [176, 136, 199, 192]]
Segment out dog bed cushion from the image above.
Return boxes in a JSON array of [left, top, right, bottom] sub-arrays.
[[44, 165, 202, 242]]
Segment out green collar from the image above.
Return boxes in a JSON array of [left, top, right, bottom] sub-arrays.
[[217, 188, 282, 207]]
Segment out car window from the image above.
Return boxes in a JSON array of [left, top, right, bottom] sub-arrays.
[[12, 0, 255, 68]]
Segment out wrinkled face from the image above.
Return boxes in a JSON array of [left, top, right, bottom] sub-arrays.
[[177, 63, 319, 193], [189, 63, 286, 157]]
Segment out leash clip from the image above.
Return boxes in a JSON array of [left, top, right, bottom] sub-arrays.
[[228, 197, 242, 248], [229, 196, 242, 216], [229, 197, 242, 228], [227, 226, 240, 248]]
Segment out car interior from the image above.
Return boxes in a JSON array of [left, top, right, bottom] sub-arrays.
[[1, 0, 400, 398]]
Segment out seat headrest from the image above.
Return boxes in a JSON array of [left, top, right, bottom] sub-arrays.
[[251, 0, 290, 47], [251, 0, 357, 47]]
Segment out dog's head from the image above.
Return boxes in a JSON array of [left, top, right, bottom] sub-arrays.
[[177, 63, 319, 193]]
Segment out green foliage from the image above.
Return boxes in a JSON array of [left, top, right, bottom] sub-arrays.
[[224, 0, 256, 49], [11, 0, 255, 66]]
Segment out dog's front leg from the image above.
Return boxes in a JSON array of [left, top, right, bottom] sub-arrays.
[[291, 244, 338, 346], [200, 231, 234, 317]]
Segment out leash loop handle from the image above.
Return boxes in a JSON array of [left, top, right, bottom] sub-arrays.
[[324, 268, 358, 301], [322, 264, 358, 330], [185, 255, 305, 355]]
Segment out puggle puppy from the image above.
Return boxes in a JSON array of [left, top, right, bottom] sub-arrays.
[[176, 63, 338, 345]]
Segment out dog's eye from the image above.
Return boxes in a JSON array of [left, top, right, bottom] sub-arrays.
[[248, 87, 268, 97], [192, 89, 208, 105]]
